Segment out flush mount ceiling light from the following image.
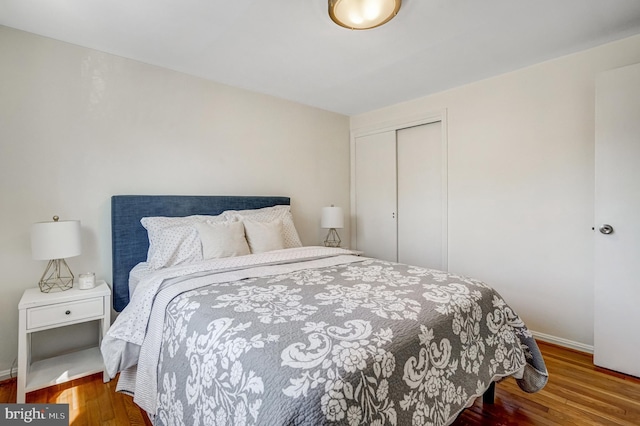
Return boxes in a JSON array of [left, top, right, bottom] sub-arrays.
[[329, 0, 401, 30]]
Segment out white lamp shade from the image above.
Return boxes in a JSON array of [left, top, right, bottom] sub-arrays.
[[31, 219, 82, 260], [321, 206, 344, 229]]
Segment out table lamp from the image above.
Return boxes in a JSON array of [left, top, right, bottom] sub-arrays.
[[321, 205, 344, 247], [31, 216, 81, 292]]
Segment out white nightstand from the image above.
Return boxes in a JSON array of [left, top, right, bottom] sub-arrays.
[[17, 280, 111, 403]]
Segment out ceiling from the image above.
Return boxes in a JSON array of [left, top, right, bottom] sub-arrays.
[[2, 0, 640, 116]]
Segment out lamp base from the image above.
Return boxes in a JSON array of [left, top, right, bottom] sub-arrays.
[[324, 228, 342, 248], [39, 259, 74, 292]]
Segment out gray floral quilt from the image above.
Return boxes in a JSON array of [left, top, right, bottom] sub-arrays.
[[151, 257, 547, 426]]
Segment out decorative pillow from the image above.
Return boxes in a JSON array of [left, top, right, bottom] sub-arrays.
[[243, 219, 286, 254], [223, 205, 302, 248], [141, 214, 227, 269], [195, 221, 250, 260]]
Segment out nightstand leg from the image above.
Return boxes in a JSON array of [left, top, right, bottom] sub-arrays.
[[101, 318, 109, 383], [101, 297, 111, 383], [17, 309, 27, 403]]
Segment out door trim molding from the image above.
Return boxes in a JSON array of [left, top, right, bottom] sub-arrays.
[[350, 109, 448, 270]]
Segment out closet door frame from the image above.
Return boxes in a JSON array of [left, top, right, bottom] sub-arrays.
[[350, 109, 449, 270]]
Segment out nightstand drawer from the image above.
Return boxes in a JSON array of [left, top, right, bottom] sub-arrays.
[[26, 297, 104, 330]]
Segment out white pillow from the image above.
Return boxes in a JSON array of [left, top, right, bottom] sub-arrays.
[[145, 224, 201, 269], [223, 205, 302, 248], [141, 214, 227, 269], [243, 219, 285, 254], [195, 221, 250, 259]]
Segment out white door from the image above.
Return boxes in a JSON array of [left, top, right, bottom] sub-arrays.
[[355, 131, 397, 261], [397, 122, 445, 269], [594, 63, 640, 378]]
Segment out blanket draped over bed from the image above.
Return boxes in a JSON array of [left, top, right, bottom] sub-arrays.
[[102, 247, 547, 426]]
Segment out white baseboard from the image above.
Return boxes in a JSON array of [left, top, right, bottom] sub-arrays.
[[531, 330, 594, 354], [0, 367, 17, 382]]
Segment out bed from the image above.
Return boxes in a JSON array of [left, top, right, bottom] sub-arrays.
[[102, 195, 548, 426]]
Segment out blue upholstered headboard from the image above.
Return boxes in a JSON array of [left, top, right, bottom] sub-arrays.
[[111, 195, 291, 311]]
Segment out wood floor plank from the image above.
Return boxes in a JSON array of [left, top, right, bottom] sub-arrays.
[[1, 341, 639, 425]]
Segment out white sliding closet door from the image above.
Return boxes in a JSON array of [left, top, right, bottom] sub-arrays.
[[354, 120, 447, 268], [355, 131, 397, 261], [397, 122, 444, 269]]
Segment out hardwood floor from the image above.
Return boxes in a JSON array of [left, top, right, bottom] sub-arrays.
[[454, 342, 640, 425], [1, 341, 639, 425], [0, 374, 151, 426]]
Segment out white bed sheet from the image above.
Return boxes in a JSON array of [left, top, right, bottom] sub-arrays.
[[129, 261, 153, 299]]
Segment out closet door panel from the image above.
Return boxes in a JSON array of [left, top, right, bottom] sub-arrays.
[[594, 63, 640, 377], [397, 122, 444, 269], [355, 131, 397, 261]]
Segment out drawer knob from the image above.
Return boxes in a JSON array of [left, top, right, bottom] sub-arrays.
[[65, 310, 71, 315]]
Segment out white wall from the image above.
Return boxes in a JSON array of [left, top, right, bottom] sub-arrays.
[[351, 34, 640, 349], [0, 26, 350, 375]]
